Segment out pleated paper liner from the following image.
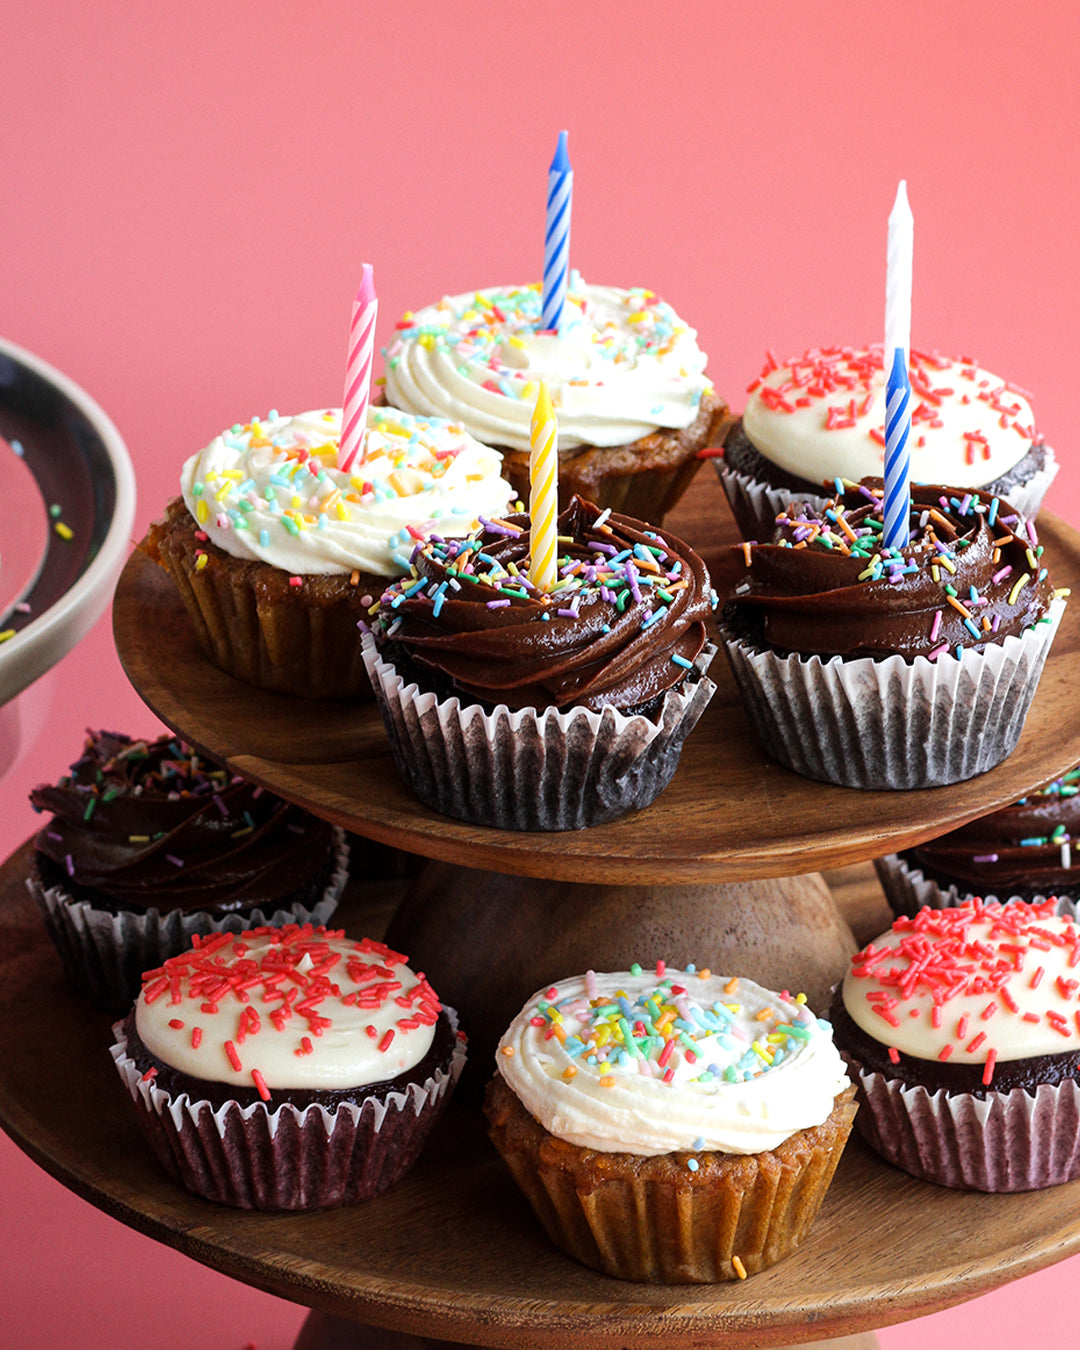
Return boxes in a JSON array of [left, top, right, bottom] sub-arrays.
[[110, 1007, 465, 1210], [720, 597, 1065, 790], [362, 634, 717, 830], [484, 1074, 857, 1283], [849, 1064, 1080, 1192]]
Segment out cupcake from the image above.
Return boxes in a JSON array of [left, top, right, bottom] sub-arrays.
[[29, 730, 348, 1009], [110, 924, 465, 1209], [382, 279, 733, 523], [875, 762, 1080, 916], [719, 479, 1067, 789], [719, 347, 1058, 541], [362, 495, 717, 830], [484, 963, 855, 1282], [145, 405, 515, 697], [833, 899, 1080, 1190]]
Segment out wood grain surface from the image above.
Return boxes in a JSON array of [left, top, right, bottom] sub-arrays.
[[4, 845, 1080, 1349], [113, 471, 1080, 883]]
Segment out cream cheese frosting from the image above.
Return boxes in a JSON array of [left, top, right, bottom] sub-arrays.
[[743, 347, 1039, 489], [842, 900, 1080, 1067], [179, 406, 515, 576], [383, 278, 713, 453], [136, 926, 440, 1093], [496, 965, 849, 1155]]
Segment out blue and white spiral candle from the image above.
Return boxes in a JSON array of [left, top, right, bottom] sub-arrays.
[[883, 345, 912, 549], [541, 130, 573, 333], [883, 180, 914, 551]]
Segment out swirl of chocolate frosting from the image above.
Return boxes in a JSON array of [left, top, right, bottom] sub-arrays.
[[906, 765, 1080, 896], [371, 495, 714, 713], [31, 730, 337, 915], [723, 479, 1060, 661]]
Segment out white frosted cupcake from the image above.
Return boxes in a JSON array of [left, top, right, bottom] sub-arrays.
[[111, 925, 466, 1209], [383, 278, 732, 522], [833, 899, 1080, 1191], [146, 406, 515, 697], [720, 347, 1058, 540], [485, 963, 855, 1282]]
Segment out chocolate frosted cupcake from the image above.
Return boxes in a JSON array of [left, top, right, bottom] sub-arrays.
[[110, 925, 465, 1209], [876, 763, 1080, 916], [383, 279, 732, 523], [29, 730, 348, 1008], [719, 347, 1058, 541], [145, 406, 514, 697], [720, 479, 1067, 789], [485, 964, 855, 1282], [833, 899, 1080, 1190], [362, 495, 717, 829]]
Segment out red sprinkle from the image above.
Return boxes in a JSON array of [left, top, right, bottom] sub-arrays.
[[225, 1040, 242, 1071], [378, 1029, 395, 1053], [251, 1068, 271, 1102]]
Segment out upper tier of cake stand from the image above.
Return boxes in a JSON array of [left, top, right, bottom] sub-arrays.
[[114, 473, 1080, 884]]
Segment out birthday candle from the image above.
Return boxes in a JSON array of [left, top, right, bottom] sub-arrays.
[[883, 182, 913, 550], [541, 131, 573, 333], [528, 382, 558, 592], [339, 264, 378, 475]]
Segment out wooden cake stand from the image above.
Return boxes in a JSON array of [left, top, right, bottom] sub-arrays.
[[3, 473, 1080, 1349]]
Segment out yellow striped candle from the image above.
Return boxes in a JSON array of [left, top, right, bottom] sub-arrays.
[[528, 381, 558, 592]]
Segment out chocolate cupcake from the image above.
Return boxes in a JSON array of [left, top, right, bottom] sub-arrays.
[[362, 495, 717, 829], [110, 925, 465, 1209], [875, 762, 1080, 916], [720, 479, 1067, 789], [29, 730, 348, 1008], [145, 406, 514, 697], [719, 347, 1058, 541], [485, 963, 855, 1282], [382, 280, 733, 523], [833, 899, 1080, 1190]]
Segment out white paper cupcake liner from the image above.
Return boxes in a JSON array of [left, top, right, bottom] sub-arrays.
[[110, 1006, 465, 1209], [873, 851, 1080, 918], [720, 597, 1064, 790], [1000, 444, 1058, 522], [362, 634, 717, 830], [849, 1062, 1080, 1191], [715, 461, 830, 542], [29, 827, 350, 1010], [716, 447, 1058, 543]]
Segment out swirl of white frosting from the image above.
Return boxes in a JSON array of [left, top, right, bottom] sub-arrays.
[[743, 347, 1039, 489], [179, 407, 515, 577], [496, 967, 849, 1155], [383, 277, 713, 453], [843, 900, 1080, 1065], [136, 928, 441, 1091]]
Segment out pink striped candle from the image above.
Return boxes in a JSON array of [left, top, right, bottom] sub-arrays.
[[339, 264, 378, 474]]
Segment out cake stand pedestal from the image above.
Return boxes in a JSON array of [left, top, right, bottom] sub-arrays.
[[4, 473, 1080, 1348]]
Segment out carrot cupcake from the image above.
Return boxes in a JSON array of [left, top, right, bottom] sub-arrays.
[[486, 963, 855, 1281], [383, 279, 732, 522], [146, 405, 514, 697]]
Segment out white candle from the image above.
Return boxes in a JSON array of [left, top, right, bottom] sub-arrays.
[[885, 180, 913, 372]]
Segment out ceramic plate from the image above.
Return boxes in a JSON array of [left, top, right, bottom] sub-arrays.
[[0, 338, 136, 703]]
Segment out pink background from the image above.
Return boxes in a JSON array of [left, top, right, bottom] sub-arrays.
[[2, 3, 1079, 1346]]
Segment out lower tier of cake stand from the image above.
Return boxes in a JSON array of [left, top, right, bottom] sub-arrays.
[[291, 1310, 881, 1349], [5, 842, 1080, 1348]]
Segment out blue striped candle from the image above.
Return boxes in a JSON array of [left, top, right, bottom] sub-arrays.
[[541, 130, 573, 332], [883, 345, 912, 549]]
